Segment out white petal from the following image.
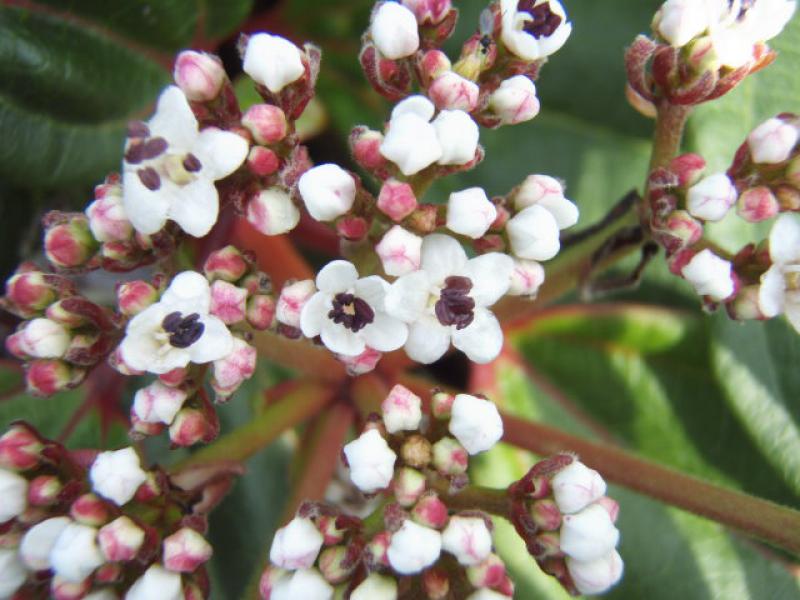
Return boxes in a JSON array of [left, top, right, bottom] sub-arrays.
[[539, 195, 579, 229], [122, 169, 170, 235], [243, 33, 306, 93], [432, 110, 479, 166], [769, 213, 800, 265], [161, 271, 212, 314], [461, 253, 514, 307], [785, 299, 800, 334], [316, 260, 359, 294], [299, 292, 331, 338], [371, 1, 420, 60], [758, 265, 786, 318], [404, 316, 451, 364], [451, 308, 503, 364], [321, 321, 365, 356], [361, 313, 408, 352], [147, 86, 198, 150], [192, 128, 249, 180], [354, 276, 389, 310], [420, 234, 468, 284], [380, 113, 442, 176], [506, 204, 561, 261], [188, 315, 234, 363], [168, 178, 219, 237], [390, 95, 435, 122], [385, 271, 431, 323]]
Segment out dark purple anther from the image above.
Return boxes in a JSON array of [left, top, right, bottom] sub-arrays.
[[517, 0, 563, 39], [328, 293, 375, 333], [183, 153, 202, 172], [137, 167, 161, 191], [435, 276, 475, 330], [162, 311, 205, 348], [141, 137, 168, 160], [127, 121, 150, 138]]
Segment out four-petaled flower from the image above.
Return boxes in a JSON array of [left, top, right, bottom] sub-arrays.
[[500, 0, 573, 61]]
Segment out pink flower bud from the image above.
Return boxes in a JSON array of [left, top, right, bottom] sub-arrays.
[[446, 187, 497, 239], [376, 225, 422, 277], [422, 568, 450, 599], [212, 337, 257, 396], [431, 391, 454, 419], [371, 2, 420, 60], [159, 366, 188, 387], [488, 75, 540, 125], [595, 496, 620, 523], [89, 448, 147, 507], [442, 516, 493, 566], [248, 146, 281, 176], [86, 191, 132, 243], [204, 246, 248, 282], [466, 553, 513, 595], [70, 493, 111, 526], [163, 527, 212, 572], [117, 280, 158, 316], [243, 104, 289, 145], [276, 279, 316, 328], [351, 573, 398, 600], [393, 467, 427, 506], [352, 129, 389, 172], [737, 186, 780, 222], [402, 0, 452, 24], [530, 499, 562, 531], [28, 474, 62, 506], [507, 259, 545, 297], [20, 516, 70, 571], [97, 516, 145, 562], [366, 531, 391, 567], [25, 359, 77, 396], [174, 51, 226, 102], [429, 71, 479, 112], [566, 550, 624, 596], [44, 215, 97, 268], [259, 566, 288, 600], [513, 174, 564, 210], [298, 164, 356, 222], [382, 384, 423, 433], [0, 467, 28, 522], [560, 504, 620, 562], [336, 216, 369, 241], [247, 188, 301, 236], [681, 249, 734, 301], [133, 381, 188, 426], [551, 460, 607, 514], [247, 294, 276, 330], [432, 437, 468, 475], [669, 153, 706, 187], [51, 576, 92, 600], [449, 394, 503, 455], [418, 49, 452, 83], [377, 179, 418, 222], [411, 493, 449, 529], [169, 408, 214, 447], [270, 517, 324, 570], [686, 173, 737, 221], [209, 280, 248, 325], [748, 117, 799, 164], [0, 424, 43, 471], [337, 346, 382, 376], [15, 318, 70, 359], [661, 210, 703, 253], [388, 519, 442, 574], [343, 429, 397, 494], [243, 33, 306, 94], [4, 270, 57, 315], [50, 522, 105, 583]]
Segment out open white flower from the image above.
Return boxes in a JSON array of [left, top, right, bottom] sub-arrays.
[[90, 448, 148, 506], [500, 0, 573, 61], [122, 86, 248, 237], [300, 261, 408, 356], [119, 271, 234, 374], [385, 234, 513, 364], [243, 33, 306, 93], [759, 213, 800, 332]]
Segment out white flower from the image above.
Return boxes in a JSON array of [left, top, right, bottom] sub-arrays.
[[269, 517, 324, 570], [0, 548, 26, 599], [387, 520, 442, 574], [441, 516, 493, 566], [385, 234, 513, 364], [488, 75, 540, 125], [432, 109, 480, 166], [243, 33, 306, 93], [0, 468, 28, 523], [276, 279, 316, 328], [508, 259, 546, 297], [300, 261, 408, 356], [343, 429, 397, 493], [759, 213, 800, 332], [653, 0, 711, 46], [381, 384, 423, 434], [513, 174, 579, 229], [350, 573, 398, 600], [446, 188, 497, 239], [371, 2, 420, 60], [119, 271, 234, 374], [560, 504, 620, 562], [272, 568, 333, 600], [17, 318, 70, 359], [89, 448, 148, 506], [448, 394, 504, 454], [247, 188, 300, 235], [686, 173, 738, 221], [748, 117, 799, 164], [500, 0, 572, 61], [125, 564, 183, 600], [132, 380, 188, 426], [551, 461, 607, 514], [507, 205, 560, 261], [20, 516, 70, 571], [50, 522, 105, 582], [375, 226, 423, 277], [122, 86, 248, 237], [566, 550, 624, 596], [681, 249, 734, 301], [297, 164, 356, 222]]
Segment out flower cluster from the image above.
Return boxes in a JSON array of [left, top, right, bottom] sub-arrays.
[[0, 423, 230, 599]]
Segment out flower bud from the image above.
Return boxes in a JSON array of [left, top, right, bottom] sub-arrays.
[[446, 188, 497, 239], [382, 384, 423, 433], [595, 496, 620, 523], [163, 527, 213, 572], [371, 2, 420, 60], [418, 49, 452, 83], [50, 522, 105, 582], [661, 210, 703, 252], [376, 226, 423, 277], [298, 164, 356, 222], [388, 519, 442, 574], [25, 359, 78, 396], [343, 429, 397, 493], [351, 572, 398, 600], [0, 547, 26, 598], [126, 564, 183, 600], [466, 552, 513, 594], [559, 504, 620, 562], [20, 516, 70, 570], [507, 259, 546, 297], [401, 434, 432, 469], [442, 516, 493, 566], [402, 0, 452, 23], [432, 109, 479, 166], [352, 128, 389, 172], [248, 146, 281, 176], [51, 575, 92, 600], [506, 205, 561, 261], [336, 216, 369, 241], [0, 423, 43, 470], [530, 499, 562, 531], [132, 380, 188, 426], [412, 493, 449, 529], [429, 71, 479, 112], [381, 97, 443, 176], [566, 550, 624, 595], [5, 270, 57, 315], [169, 407, 214, 447], [247, 188, 301, 236], [737, 186, 780, 222], [276, 279, 316, 328], [430, 391, 453, 419], [652, 0, 708, 47], [243, 33, 305, 93], [174, 50, 225, 101], [204, 245, 248, 282], [488, 76, 540, 125], [377, 179, 417, 222], [422, 567, 450, 599], [551, 460, 607, 514], [70, 493, 111, 526], [274, 568, 333, 600], [269, 517, 324, 570], [432, 437, 468, 475], [212, 337, 257, 396], [89, 448, 147, 506], [315, 545, 352, 584], [681, 249, 734, 301], [686, 173, 737, 221], [117, 280, 158, 316], [0, 468, 28, 522], [45, 215, 97, 268], [97, 516, 145, 562], [208, 280, 248, 325], [449, 394, 503, 455], [259, 566, 288, 600], [15, 318, 70, 359], [513, 174, 564, 209], [242, 104, 289, 145], [394, 467, 427, 506], [247, 294, 276, 330], [28, 474, 62, 506], [86, 192, 132, 243], [748, 117, 799, 164], [338, 346, 382, 376]]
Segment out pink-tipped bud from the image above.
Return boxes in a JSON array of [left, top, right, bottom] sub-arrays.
[[27, 474, 62, 506], [661, 210, 703, 252], [132, 380, 188, 426], [412, 493, 448, 529], [377, 179, 418, 222], [351, 129, 388, 172], [366, 531, 391, 567], [551, 460, 607, 515], [466, 553, 513, 593], [402, 0, 452, 24], [441, 515, 493, 566], [212, 337, 257, 397], [117, 280, 158, 316], [382, 384, 423, 434], [4, 270, 57, 315], [25, 359, 79, 396], [0, 424, 43, 470], [134, 471, 161, 503], [242, 104, 289, 145], [174, 50, 226, 102], [163, 527, 213, 572], [210, 280, 248, 325], [50, 576, 92, 600], [669, 153, 706, 187], [431, 391, 454, 419], [98, 516, 145, 562], [204, 245, 248, 282], [248, 146, 281, 176], [488, 75, 540, 125], [748, 117, 799, 164], [393, 467, 427, 506], [422, 568, 450, 599], [85, 190, 132, 243], [44, 215, 97, 268], [429, 71, 479, 112], [432, 437, 468, 475], [316, 515, 345, 546], [595, 496, 620, 523], [159, 367, 188, 387], [686, 173, 738, 221], [318, 545, 354, 584], [247, 294, 276, 330], [418, 49, 452, 84], [376, 225, 422, 277], [507, 259, 545, 297], [15, 318, 70, 359], [276, 279, 316, 328], [169, 408, 214, 447], [336, 216, 369, 241], [270, 517, 324, 570], [247, 188, 301, 236], [70, 493, 111, 526], [737, 186, 780, 222], [337, 346, 382, 376], [259, 566, 289, 600], [530, 499, 562, 531], [130, 411, 165, 438]]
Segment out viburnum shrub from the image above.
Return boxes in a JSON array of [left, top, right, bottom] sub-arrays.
[[1, 0, 799, 598]]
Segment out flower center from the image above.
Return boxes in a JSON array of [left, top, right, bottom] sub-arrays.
[[124, 121, 202, 191], [161, 311, 204, 348], [328, 293, 375, 333], [435, 276, 475, 330], [517, 0, 563, 39]]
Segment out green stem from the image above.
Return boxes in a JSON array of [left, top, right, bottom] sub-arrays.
[[502, 413, 800, 556], [429, 475, 511, 518], [649, 102, 692, 172]]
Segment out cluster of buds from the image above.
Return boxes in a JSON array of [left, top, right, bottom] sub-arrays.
[[626, 0, 796, 111], [508, 454, 623, 596], [0, 423, 232, 599], [2, 264, 122, 396]]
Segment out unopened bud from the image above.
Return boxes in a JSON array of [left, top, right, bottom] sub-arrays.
[[243, 33, 305, 94], [559, 504, 619, 562], [662, 210, 703, 252], [387, 519, 442, 574], [376, 226, 422, 277], [442, 515, 492, 566], [90, 448, 147, 507], [0, 468, 28, 522], [429, 71, 479, 112], [247, 188, 301, 236], [44, 215, 97, 268], [50, 522, 105, 583], [377, 179, 418, 222], [393, 467, 427, 506], [551, 460, 607, 515], [133, 380, 188, 426], [366, 531, 391, 567], [507, 259, 545, 297], [530, 499, 562, 531], [343, 429, 397, 494], [212, 337, 257, 396], [126, 564, 183, 600], [338, 346, 382, 376], [248, 146, 281, 176], [401, 434, 432, 468], [4, 270, 57, 315], [204, 245, 248, 282], [351, 572, 398, 600], [748, 117, 799, 164], [174, 51, 226, 102], [566, 550, 624, 596], [406, 203, 439, 233], [86, 191, 132, 243], [653, 0, 708, 47], [20, 516, 70, 571], [402, 0, 452, 24], [466, 553, 513, 594], [247, 294, 276, 330], [163, 527, 212, 572], [686, 173, 737, 221], [28, 474, 62, 506], [371, 2, 420, 60], [51, 575, 92, 600], [209, 280, 248, 325], [432, 437, 468, 475], [15, 318, 70, 359], [276, 279, 316, 328], [352, 129, 388, 172], [418, 49, 452, 83], [449, 394, 503, 455], [669, 153, 706, 187], [737, 186, 780, 222], [488, 75, 540, 125], [681, 249, 734, 301], [242, 104, 289, 145], [411, 493, 448, 529], [98, 516, 145, 562], [318, 545, 354, 584], [431, 391, 454, 418], [70, 493, 111, 526], [117, 280, 158, 316], [169, 407, 214, 447], [446, 187, 497, 239], [298, 164, 356, 222], [336, 216, 369, 241], [382, 384, 423, 433], [270, 516, 324, 570], [0, 424, 43, 471], [25, 359, 78, 396]]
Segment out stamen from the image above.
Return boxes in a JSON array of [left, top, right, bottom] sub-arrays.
[[517, 1, 563, 39], [435, 276, 475, 330], [125, 142, 146, 164], [137, 167, 161, 191], [127, 121, 150, 138], [141, 137, 168, 160], [161, 311, 205, 348], [183, 153, 202, 172], [328, 293, 375, 332]]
